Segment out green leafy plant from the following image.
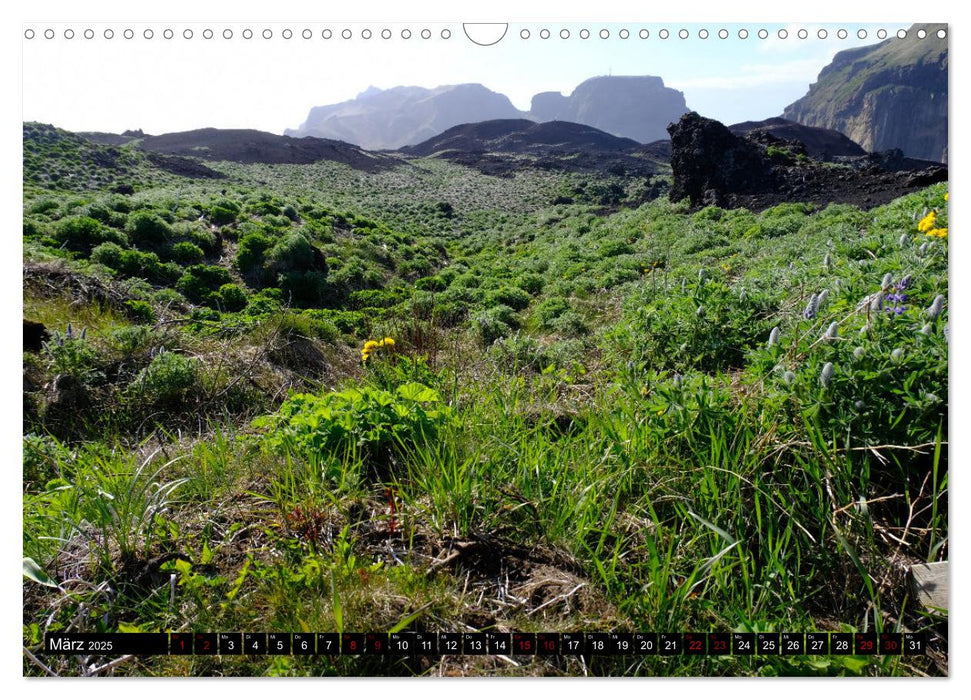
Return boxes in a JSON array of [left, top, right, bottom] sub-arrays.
[[256, 382, 453, 479]]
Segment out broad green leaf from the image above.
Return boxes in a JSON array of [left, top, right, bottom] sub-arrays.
[[397, 382, 439, 403], [23, 558, 58, 588], [201, 541, 214, 565]]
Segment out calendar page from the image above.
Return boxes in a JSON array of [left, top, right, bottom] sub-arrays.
[[20, 3, 949, 680]]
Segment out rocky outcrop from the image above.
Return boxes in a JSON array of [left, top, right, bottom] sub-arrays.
[[528, 76, 688, 143], [287, 84, 525, 150], [668, 112, 947, 212], [783, 23, 947, 163], [668, 113, 778, 207]]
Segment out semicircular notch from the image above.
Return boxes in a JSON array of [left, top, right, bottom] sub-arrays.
[[463, 23, 508, 46]]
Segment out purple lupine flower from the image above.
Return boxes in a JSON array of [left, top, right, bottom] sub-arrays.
[[803, 293, 819, 320], [768, 327, 781, 348], [820, 362, 834, 388], [883, 282, 910, 315]]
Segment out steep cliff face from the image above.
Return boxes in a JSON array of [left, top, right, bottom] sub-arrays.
[[529, 76, 688, 143], [783, 24, 947, 163], [286, 84, 525, 150], [529, 91, 570, 122]]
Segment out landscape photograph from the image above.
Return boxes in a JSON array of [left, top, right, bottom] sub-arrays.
[[21, 21, 948, 677]]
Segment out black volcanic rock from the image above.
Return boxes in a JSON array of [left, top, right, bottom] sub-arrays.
[[529, 76, 688, 143], [23, 320, 49, 353], [728, 117, 866, 161], [287, 84, 525, 150], [640, 140, 673, 161], [783, 23, 947, 162], [145, 152, 227, 180], [667, 112, 946, 212], [668, 113, 778, 207], [134, 128, 399, 172]]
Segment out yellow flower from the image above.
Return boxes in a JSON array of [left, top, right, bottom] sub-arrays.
[[927, 227, 948, 239], [945, 192, 949, 202], [364, 340, 380, 350], [918, 211, 937, 232], [383, 337, 395, 346]]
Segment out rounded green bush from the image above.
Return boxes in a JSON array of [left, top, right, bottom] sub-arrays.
[[91, 242, 125, 269], [235, 233, 272, 272], [171, 241, 205, 265], [218, 283, 248, 312], [474, 304, 518, 345], [130, 351, 197, 407], [268, 233, 317, 273], [486, 286, 532, 312], [55, 216, 127, 251], [176, 265, 233, 303], [126, 210, 172, 246]]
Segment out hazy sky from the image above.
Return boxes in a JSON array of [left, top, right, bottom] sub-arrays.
[[21, 21, 917, 136]]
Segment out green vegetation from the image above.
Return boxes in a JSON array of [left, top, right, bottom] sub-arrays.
[[22, 122, 947, 677]]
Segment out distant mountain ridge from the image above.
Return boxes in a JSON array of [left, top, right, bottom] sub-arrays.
[[286, 84, 525, 150], [529, 76, 687, 144], [287, 76, 689, 150], [84, 127, 399, 172], [783, 23, 947, 163], [400, 119, 641, 157]]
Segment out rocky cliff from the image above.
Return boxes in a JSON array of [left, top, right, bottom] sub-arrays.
[[783, 23, 947, 163], [529, 76, 688, 143], [286, 84, 525, 150], [288, 76, 689, 150]]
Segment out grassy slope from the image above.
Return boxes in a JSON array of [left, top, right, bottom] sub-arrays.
[[22, 124, 948, 677]]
